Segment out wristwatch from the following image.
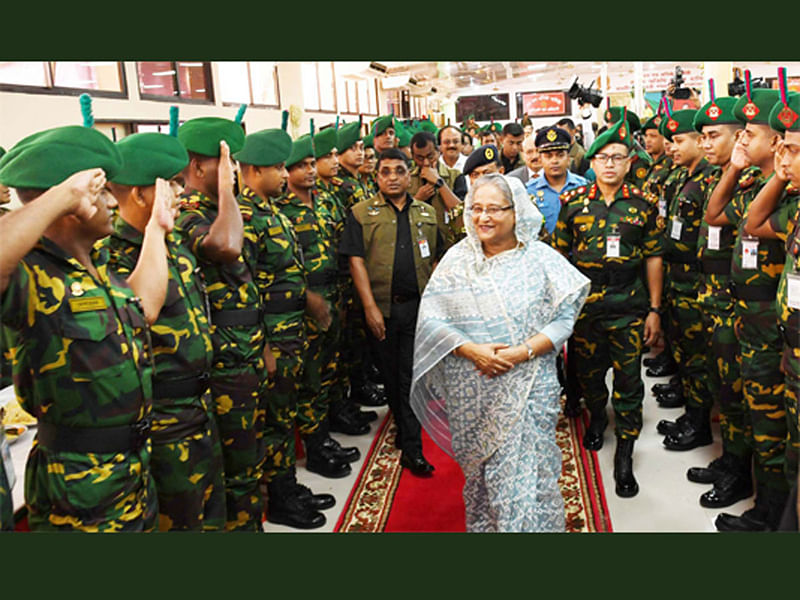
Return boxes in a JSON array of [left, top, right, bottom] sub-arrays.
[[433, 177, 444, 189], [524, 341, 535, 360], [648, 306, 661, 315]]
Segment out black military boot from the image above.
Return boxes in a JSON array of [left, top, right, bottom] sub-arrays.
[[316, 418, 360, 463], [715, 485, 788, 532], [645, 352, 678, 377], [651, 376, 680, 395], [266, 473, 326, 529], [329, 398, 371, 436], [656, 411, 689, 436], [582, 410, 608, 451], [663, 406, 713, 451], [687, 452, 736, 484], [655, 388, 685, 409], [349, 380, 387, 407], [613, 437, 639, 498], [699, 455, 753, 508], [285, 466, 335, 511], [304, 427, 352, 478]]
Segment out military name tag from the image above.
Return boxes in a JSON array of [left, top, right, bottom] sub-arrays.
[[707, 226, 721, 250], [670, 218, 683, 240], [68, 296, 108, 313], [295, 223, 313, 233], [268, 226, 283, 236], [418, 238, 431, 258], [787, 273, 800, 310], [606, 234, 621, 258], [658, 199, 667, 218], [742, 239, 759, 270], [0, 433, 15, 490]]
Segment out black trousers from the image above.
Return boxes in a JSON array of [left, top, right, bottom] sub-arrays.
[[368, 298, 422, 454]]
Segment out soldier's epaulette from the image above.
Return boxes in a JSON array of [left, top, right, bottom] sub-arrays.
[[331, 176, 343, 186], [786, 182, 799, 195], [737, 167, 760, 190], [180, 199, 200, 210], [629, 186, 645, 199], [561, 187, 584, 205]]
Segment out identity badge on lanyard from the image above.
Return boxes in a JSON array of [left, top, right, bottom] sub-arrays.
[[670, 217, 683, 240], [707, 225, 721, 250], [0, 430, 15, 491], [606, 224, 621, 258], [741, 236, 759, 270], [788, 272, 800, 310], [658, 198, 667, 218], [417, 223, 431, 258]]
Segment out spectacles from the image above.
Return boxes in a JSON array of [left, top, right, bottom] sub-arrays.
[[377, 167, 409, 177], [593, 153, 629, 165], [468, 205, 513, 216]]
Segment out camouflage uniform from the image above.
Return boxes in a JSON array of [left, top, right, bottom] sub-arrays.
[[242, 186, 308, 481], [1, 427, 14, 530], [553, 183, 664, 439], [642, 154, 674, 229], [176, 190, 267, 532], [662, 158, 716, 414], [773, 194, 800, 485], [724, 170, 798, 495], [627, 147, 654, 189], [273, 186, 340, 444], [1, 238, 157, 532], [104, 216, 225, 531], [697, 168, 747, 460]]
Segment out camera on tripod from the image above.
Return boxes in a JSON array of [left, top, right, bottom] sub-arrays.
[[670, 66, 692, 100], [727, 70, 770, 97], [567, 77, 604, 108]]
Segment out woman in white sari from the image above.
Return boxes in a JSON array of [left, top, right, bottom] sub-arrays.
[[410, 174, 590, 532]]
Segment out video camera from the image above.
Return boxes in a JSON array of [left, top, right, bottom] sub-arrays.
[[567, 77, 604, 108], [727, 71, 770, 97], [670, 66, 692, 100]]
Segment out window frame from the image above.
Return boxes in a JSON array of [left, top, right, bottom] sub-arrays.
[[303, 61, 338, 114], [338, 77, 380, 116], [219, 61, 281, 109], [136, 61, 215, 105], [0, 61, 128, 99]]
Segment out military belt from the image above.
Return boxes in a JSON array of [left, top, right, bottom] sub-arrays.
[[152, 372, 211, 401], [306, 270, 338, 288], [701, 257, 732, 275], [664, 254, 700, 269], [263, 296, 306, 314], [37, 418, 152, 454], [211, 309, 261, 328], [729, 281, 778, 302], [580, 268, 639, 287]]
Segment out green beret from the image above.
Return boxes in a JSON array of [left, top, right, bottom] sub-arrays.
[[395, 122, 412, 148], [286, 134, 314, 168], [363, 134, 374, 149], [178, 117, 245, 157], [418, 119, 438, 135], [586, 117, 633, 159], [371, 115, 396, 136], [661, 109, 698, 141], [733, 89, 780, 126], [233, 128, 293, 167], [693, 97, 739, 132], [0, 146, 5, 160], [337, 121, 362, 152], [111, 132, 189, 186], [642, 114, 663, 132], [488, 122, 503, 134], [769, 91, 800, 133], [605, 106, 641, 133], [313, 127, 338, 158], [0, 125, 122, 188]]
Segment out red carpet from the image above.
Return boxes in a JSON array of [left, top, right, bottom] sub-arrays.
[[336, 405, 613, 533]]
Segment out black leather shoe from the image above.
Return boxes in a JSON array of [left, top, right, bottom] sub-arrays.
[[613, 438, 639, 498], [305, 448, 352, 479], [582, 414, 608, 451], [687, 454, 732, 484], [350, 382, 387, 407], [715, 505, 770, 532], [352, 407, 378, 424], [663, 418, 713, 451], [646, 356, 678, 377], [295, 483, 336, 511], [329, 409, 371, 436], [400, 451, 435, 476], [321, 436, 360, 463], [656, 389, 685, 408], [700, 472, 753, 508], [657, 412, 689, 436], [652, 377, 680, 396], [266, 488, 326, 529]]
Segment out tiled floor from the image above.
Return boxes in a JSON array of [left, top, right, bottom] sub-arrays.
[[4, 353, 756, 533]]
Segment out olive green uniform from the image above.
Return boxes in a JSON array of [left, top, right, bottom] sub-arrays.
[[408, 162, 465, 250]]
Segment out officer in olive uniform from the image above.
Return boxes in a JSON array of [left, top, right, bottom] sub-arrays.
[[408, 130, 468, 251], [0, 111, 164, 531], [105, 120, 226, 531], [175, 109, 270, 532], [499, 122, 525, 174], [605, 106, 653, 189], [704, 82, 794, 531], [725, 81, 800, 529], [234, 120, 335, 529], [340, 148, 443, 476], [552, 115, 664, 498]]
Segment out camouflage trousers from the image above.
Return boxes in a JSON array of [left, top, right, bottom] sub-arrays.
[[262, 333, 307, 481], [296, 296, 344, 436], [25, 441, 158, 532], [704, 310, 748, 459], [666, 287, 713, 411], [573, 310, 645, 440], [783, 346, 799, 486], [151, 396, 226, 531], [209, 363, 266, 532], [736, 300, 788, 493]]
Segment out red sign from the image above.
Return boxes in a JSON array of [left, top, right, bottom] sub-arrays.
[[521, 91, 569, 117]]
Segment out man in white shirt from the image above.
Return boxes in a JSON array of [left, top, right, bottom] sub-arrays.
[[438, 125, 467, 172], [506, 135, 542, 185]]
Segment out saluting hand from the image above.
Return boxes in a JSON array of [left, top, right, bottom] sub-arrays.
[[149, 177, 176, 234], [730, 134, 750, 171], [59, 168, 107, 222], [774, 141, 790, 182], [217, 140, 235, 196]]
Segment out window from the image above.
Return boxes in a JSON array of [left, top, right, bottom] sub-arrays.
[[302, 62, 337, 112], [218, 61, 280, 107], [137, 62, 213, 103], [0, 62, 126, 97], [336, 77, 379, 116], [455, 93, 510, 122]]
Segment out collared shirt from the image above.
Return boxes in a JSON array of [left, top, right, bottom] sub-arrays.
[[500, 151, 523, 175], [527, 170, 588, 234], [439, 153, 467, 173]]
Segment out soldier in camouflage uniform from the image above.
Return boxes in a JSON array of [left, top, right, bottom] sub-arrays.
[[736, 84, 800, 527], [234, 122, 335, 529], [0, 122, 164, 532], [552, 115, 664, 498], [704, 85, 794, 531], [0, 146, 13, 391], [105, 127, 226, 531], [175, 112, 268, 532], [408, 130, 468, 252], [359, 134, 378, 198], [605, 106, 653, 190]]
